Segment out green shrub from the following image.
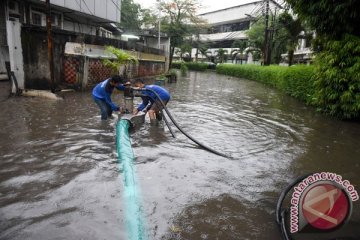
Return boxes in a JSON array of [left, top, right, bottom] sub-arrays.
[[168, 68, 177, 77], [171, 62, 210, 71], [185, 62, 208, 71], [312, 35, 360, 119], [180, 63, 188, 76], [171, 62, 182, 69], [216, 64, 315, 104]]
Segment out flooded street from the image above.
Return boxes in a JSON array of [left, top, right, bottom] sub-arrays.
[[1, 71, 359, 239]]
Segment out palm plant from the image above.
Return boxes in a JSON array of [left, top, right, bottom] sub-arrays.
[[231, 40, 248, 64], [278, 12, 304, 66], [103, 46, 138, 77], [214, 48, 228, 63]]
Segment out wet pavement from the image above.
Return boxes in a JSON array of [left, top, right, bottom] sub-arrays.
[[0, 71, 359, 239]]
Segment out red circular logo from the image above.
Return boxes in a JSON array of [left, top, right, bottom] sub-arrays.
[[301, 183, 350, 230]]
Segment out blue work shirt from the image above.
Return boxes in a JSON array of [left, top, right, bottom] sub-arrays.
[[137, 85, 171, 111], [92, 78, 125, 111]]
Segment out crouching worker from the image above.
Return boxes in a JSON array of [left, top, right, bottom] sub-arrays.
[[132, 79, 171, 124], [92, 75, 128, 120]]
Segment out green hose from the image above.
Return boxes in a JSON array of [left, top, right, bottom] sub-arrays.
[[116, 119, 146, 240]]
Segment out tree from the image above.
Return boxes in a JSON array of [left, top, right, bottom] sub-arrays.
[[214, 48, 228, 63], [178, 42, 193, 61], [231, 40, 247, 64], [205, 50, 215, 62], [140, 8, 158, 29], [158, 0, 205, 66], [196, 43, 209, 62], [246, 20, 265, 63], [285, 0, 360, 119], [246, 14, 306, 65], [277, 12, 304, 66], [120, 0, 142, 31], [284, 0, 360, 40]]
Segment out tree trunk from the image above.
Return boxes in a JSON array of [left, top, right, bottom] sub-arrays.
[[169, 46, 175, 68], [288, 49, 294, 66]]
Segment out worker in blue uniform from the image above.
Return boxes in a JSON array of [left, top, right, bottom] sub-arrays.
[[132, 79, 171, 123], [92, 75, 128, 120]]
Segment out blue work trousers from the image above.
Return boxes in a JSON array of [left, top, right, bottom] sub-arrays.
[[93, 97, 112, 120]]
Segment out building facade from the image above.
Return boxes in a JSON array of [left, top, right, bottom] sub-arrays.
[[190, 0, 282, 63], [1, 0, 169, 92]]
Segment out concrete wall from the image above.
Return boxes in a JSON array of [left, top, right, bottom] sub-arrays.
[[63, 20, 97, 35], [199, 2, 260, 25], [21, 26, 166, 90], [38, 0, 121, 23], [144, 37, 170, 71], [199, 1, 281, 25]]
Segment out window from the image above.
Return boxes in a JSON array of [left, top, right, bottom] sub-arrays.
[[97, 27, 113, 39], [8, 1, 20, 14], [51, 13, 62, 28], [30, 8, 62, 28], [207, 21, 251, 34], [31, 12, 42, 26], [8, 0, 21, 21]]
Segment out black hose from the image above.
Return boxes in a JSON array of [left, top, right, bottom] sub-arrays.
[[153, 100, 176, 138], [275, 173, 313, 240], [140, 88, 231, 159], [162, 110, 176, 138]]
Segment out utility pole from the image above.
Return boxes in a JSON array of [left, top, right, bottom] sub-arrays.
[[157, 0, 161, 50], [263, 0, 270, 65], [158, 18, 161, 49], [46, 0, 55, 91]]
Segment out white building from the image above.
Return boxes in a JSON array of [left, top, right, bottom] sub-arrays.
[[0, 0, 122, 89], [191, 0, 282, 63]]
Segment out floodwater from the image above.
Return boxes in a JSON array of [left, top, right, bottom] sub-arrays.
[[0, 71, 359, 240]]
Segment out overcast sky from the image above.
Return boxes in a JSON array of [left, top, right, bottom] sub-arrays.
[[133, 0, 257, 14]]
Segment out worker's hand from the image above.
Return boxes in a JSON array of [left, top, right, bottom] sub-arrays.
[[133, 109, 139, 115]]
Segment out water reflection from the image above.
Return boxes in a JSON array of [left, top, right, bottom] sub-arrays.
[[0, 72, 359, 239]]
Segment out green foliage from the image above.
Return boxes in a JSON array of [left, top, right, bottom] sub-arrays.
[[176, 42, 193, 61], [195, 42, 210, 61], [120, 0, 142, 31], [172, 62, 209, 71], [140, 8, 158, 28], [171, 62, 181, 69], [215, 48, 228, 63], [312, 35, 360, 119], [216, 64, 315, 103], [277, 12, 304, 66], [246, 21, 265, 51], [232, 40, 247, 50], [103, 46, 138, 74], [159, 0, 206, 66], [180, 63, 188, 76], [168, 68, 177, 77], [285, 0, 360, 39]]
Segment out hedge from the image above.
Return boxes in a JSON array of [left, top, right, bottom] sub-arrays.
[[171, 62, 209, 71], [216, 64, 316, 104]]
